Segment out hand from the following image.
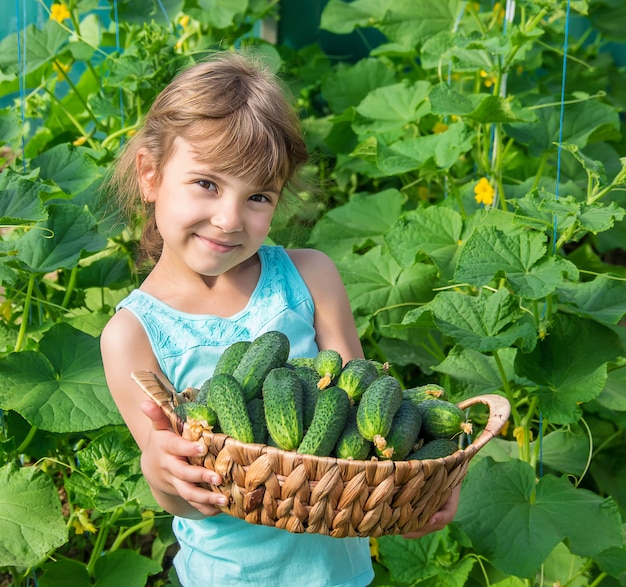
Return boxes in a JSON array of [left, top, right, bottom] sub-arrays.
[[401, 484, 461, 539], [139, 400, 227, 518]]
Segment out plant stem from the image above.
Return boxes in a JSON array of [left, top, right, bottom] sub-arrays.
[[15, 274, 36, 353], [493, 349, 521, 427], [52, 59, 99, 129], [15, 424, 38, 455], [61, 266, 78, 309], [109, 518, 154, 552]]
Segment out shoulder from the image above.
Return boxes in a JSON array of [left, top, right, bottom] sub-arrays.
[[285, 248, 340, 281], [100, 307, 151, 358]]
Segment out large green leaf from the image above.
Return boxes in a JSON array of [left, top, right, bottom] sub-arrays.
[[0, 169, 48, 225], [455, 225, 579, 299], [308, 189, 404, 260], [557, 275, 626, 325], [433, 346, 525, 396], [353, 80, 431, 134], [384, 206, 463, 277], [515, 314, 623, 424], [0, 323, 122, 432], [197, 0, 248, 28], [31, 143, 101, 196], [337, 246, 439, 325], [424, 288, 537, 353], [0, 463, 67, 568], [40, 550, 161, 587], [456, 458, 623, 578], [15, 202, 107, 273], [505, 97, 620, 157], [320, 58, 397, 114]]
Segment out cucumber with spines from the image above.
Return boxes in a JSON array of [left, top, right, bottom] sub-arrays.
[[262, 367, 304, 451], [297, 386, 350, 456], [336, 358, 379, 403], [313, 349, 343, 389], [356, 375, 403, 442], [233, 331, 290, 401], [374, 400, 421, 461]]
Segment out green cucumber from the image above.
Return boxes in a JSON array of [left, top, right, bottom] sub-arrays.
[[402, 384, 447, 407], [209, 373, 255, 443], [313, 349, 343, 389], [417, 399, 469, 440], [246, 398, 268, 444], [262, 367, 304, 451], [374, 400, 421, 461], [336, 358, 379, 403], [294, 365, 322, 429], [214, 340, 251, 376], [233, 331, 290, 401], [407, 438, 458, 460], [356, 375, 403, 442], [297, 386, 350, 456], [334, 406, 372, 460]]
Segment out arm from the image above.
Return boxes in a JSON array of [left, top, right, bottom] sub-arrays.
[[287, 248, 363, 361], [290, 248, 460, 536], [100, 309, 227, 518]]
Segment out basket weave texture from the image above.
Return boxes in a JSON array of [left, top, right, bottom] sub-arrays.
[[132, 370, 510, 538]]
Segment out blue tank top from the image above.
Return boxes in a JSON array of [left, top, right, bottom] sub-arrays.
[[117, 245, 374, 587]]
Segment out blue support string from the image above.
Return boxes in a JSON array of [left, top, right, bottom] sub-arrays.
[[553, 0, 572, 251], [113, 0, 125, 135], [155, 0, 171, 24], [15, 0, 27, 172]]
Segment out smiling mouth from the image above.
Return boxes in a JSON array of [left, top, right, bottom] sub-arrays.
[[197, 235, 240, 252]]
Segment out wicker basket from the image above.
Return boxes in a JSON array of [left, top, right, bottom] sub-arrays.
[[131, 370, 510, 538]]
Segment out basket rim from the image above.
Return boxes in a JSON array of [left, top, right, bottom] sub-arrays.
[[130, 370, 511, 469]]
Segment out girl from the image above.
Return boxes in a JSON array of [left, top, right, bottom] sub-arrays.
[[100, 50, 459, 587]]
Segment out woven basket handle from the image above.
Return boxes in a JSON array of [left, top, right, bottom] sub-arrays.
[[456, 394, 511, 457]]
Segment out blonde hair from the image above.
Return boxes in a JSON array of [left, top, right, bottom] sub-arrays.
[[105, 50, 309, 264]]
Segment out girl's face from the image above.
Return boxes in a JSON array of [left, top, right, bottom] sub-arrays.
[[140, 137, 281, 279]]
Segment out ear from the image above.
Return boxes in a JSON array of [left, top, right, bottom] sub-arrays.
[[136, 149, 158, 202]]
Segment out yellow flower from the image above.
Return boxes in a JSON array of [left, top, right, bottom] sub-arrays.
[[50, 3, 71, 22], [480, 69, 497, 88], [73, 136, 87, 146], [369, 537, 380, 561], [53, 60, 71, 80], [474, 177, 495, 206], [179, 15, 190, 29], [72, 508, 97, 535], [513, 426, 533, 447], [432, 122, 448, 134]]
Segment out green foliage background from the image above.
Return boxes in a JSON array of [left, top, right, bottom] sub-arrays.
[[0, 0, 625, 585]]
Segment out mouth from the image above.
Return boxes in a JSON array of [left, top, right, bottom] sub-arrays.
[[196, 234, 240, 253]]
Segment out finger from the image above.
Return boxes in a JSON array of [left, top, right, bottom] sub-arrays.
[[141, 400, 173, 430]]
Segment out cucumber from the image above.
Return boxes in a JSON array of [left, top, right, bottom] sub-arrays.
[[214, 340, 251, 376], [407, 438, 458, 460], [195, 378, 212, 407], [233, 331, 290, 401], [313, 349, 343, 390], [287, 356, 316, 370], [356, 375, 403, 442], [262, 367, 304, 451], [334, 406, 372, 460], [374, 400, 421, 461], [174, 401, 217, 428], [246, 398, 268, 444], [209, 373, 255, 443], [417, 399, 469, 440], [336, 358, 379, 404], [297, 386, 351, 456], [403, 384, 447, 407], [294, 365, 322, 429]]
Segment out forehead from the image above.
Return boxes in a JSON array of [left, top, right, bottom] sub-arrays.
[[167, 136, 283, 191]]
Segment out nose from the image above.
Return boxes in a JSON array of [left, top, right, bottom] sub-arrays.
[[211, 197, 243, 233]]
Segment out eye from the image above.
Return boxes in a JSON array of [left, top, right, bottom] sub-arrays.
[[196, 179, 217, 191], [249, 193, 273, 204]]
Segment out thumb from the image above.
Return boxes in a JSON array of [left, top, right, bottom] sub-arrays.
[[141, 400, 173, 431]]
